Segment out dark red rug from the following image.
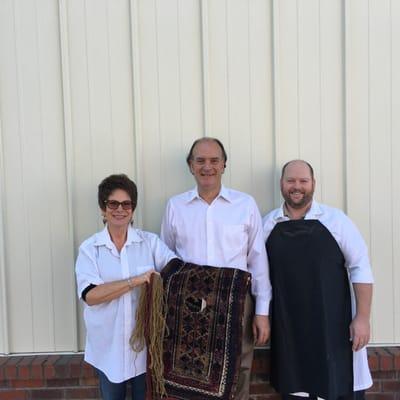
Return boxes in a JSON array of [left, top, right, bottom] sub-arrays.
[[161, 260, 251, 400]]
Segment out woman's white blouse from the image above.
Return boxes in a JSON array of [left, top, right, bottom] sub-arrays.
[[75, 226, 176, 383]]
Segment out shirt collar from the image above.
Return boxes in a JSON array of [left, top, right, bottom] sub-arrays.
[[304, 200, 323, 219], [274, 200, 323, 221], [186, 185, 232, 203], [94, 225, 143, 248]]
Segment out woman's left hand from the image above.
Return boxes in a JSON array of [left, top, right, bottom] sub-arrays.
[[135, 269, 157, 286], [85, 270, 157, 305]]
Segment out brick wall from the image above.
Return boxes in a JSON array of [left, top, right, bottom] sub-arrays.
[[0, 347, 399, 400]]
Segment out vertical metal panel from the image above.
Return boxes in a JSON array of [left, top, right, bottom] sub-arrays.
[[84, 1, 114, 176], [155, 0, 183, 196], [297, 0, 321, 168], [35, 0, 76, 352], [271, 0, 282, 206], [0, 118, 9, 354], [0, 0, 76, 352], [200, 0, 211, 135], [205, 0, 275, 207], [392, 0, 400, 343], [319, 0, 345, 208], [273, 0, 345, 207], [225, 0, 253, 192], [66, 0, 99, 242], [0, 0, 35, 352], [175, 1, 204, 161], [248, 0, 275, 213], [344, 0, 371, 246], [136, 0, 203, 233], [345, 0, 397, 343], [130, 0, 145, 229], [205, 0, 230, 183], [18, 0, 55, 351], [107, 2, 137, 174], [134, 0, 163, 233], [65, 0, 136, 348], [59, 0, 79, 352], [66, 0, 136, 246], [368, 0, 394, 343], [272, 0, 300, 175], [344, 0, 373, 338]]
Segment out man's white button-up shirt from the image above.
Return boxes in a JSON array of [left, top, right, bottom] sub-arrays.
[[75, 226, 176, 383], [161, 185, 272, 315]]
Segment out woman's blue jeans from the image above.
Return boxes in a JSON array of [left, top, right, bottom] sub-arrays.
[[96, 368, 146, 400]]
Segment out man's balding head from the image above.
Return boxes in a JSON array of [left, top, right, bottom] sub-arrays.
[[281, 160, 314, 180]]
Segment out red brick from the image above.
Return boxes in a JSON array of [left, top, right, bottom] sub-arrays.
[[0, 358, 9, 366], [368, 349, 380, 372], [252, 356, 270, 374], [366, 394, 395, 400], [30, 388, 64, 399], [382, 380, 400, 392], [249, 394, 281, 400], [0, 380, 9, 389], [376, 348, 394, 371], [0, 391, 28, 400], [0, 357, 9, 380], [65, 387, 100, 399], [16, 356, 35, 380], [372, 370, 397, 379], [69, 355, 83, 378], [388, 347, 400, 371], [54, 355, 71, 378], [4, 358, 23, 380], [43, 356, 60, 379], [31, 355, 48, 379], [79, 377, 98, 386], [46, 378, 79, 387], [249, 382, 275, 394], [82, 362, 96, 377], [8, 379, 45, 388], [366, 380, 382, 393]]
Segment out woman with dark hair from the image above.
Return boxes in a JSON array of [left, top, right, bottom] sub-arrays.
[[75, 174, 176, 400]]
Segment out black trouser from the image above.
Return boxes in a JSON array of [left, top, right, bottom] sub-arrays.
[[282, 391, 365, 400]]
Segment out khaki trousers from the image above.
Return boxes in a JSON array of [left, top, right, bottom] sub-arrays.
[[235, 293, 254, 400]]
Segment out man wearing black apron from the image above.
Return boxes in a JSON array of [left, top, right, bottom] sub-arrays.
[[263, 160, 373, 400]]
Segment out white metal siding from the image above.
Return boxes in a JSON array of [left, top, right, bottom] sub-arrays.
[[0, 0, 398, 352]]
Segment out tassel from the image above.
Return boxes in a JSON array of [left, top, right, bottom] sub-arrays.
[[130, 273, 168, 399]]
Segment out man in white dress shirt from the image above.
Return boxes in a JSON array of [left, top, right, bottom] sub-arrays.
[[161, 137, 272, 400], [263, 160, 373, 400]]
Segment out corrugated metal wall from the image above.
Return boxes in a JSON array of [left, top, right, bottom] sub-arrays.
[[0, 0, 398, 353]]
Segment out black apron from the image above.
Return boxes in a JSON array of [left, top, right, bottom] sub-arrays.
[[266, 220, 353, 400]]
